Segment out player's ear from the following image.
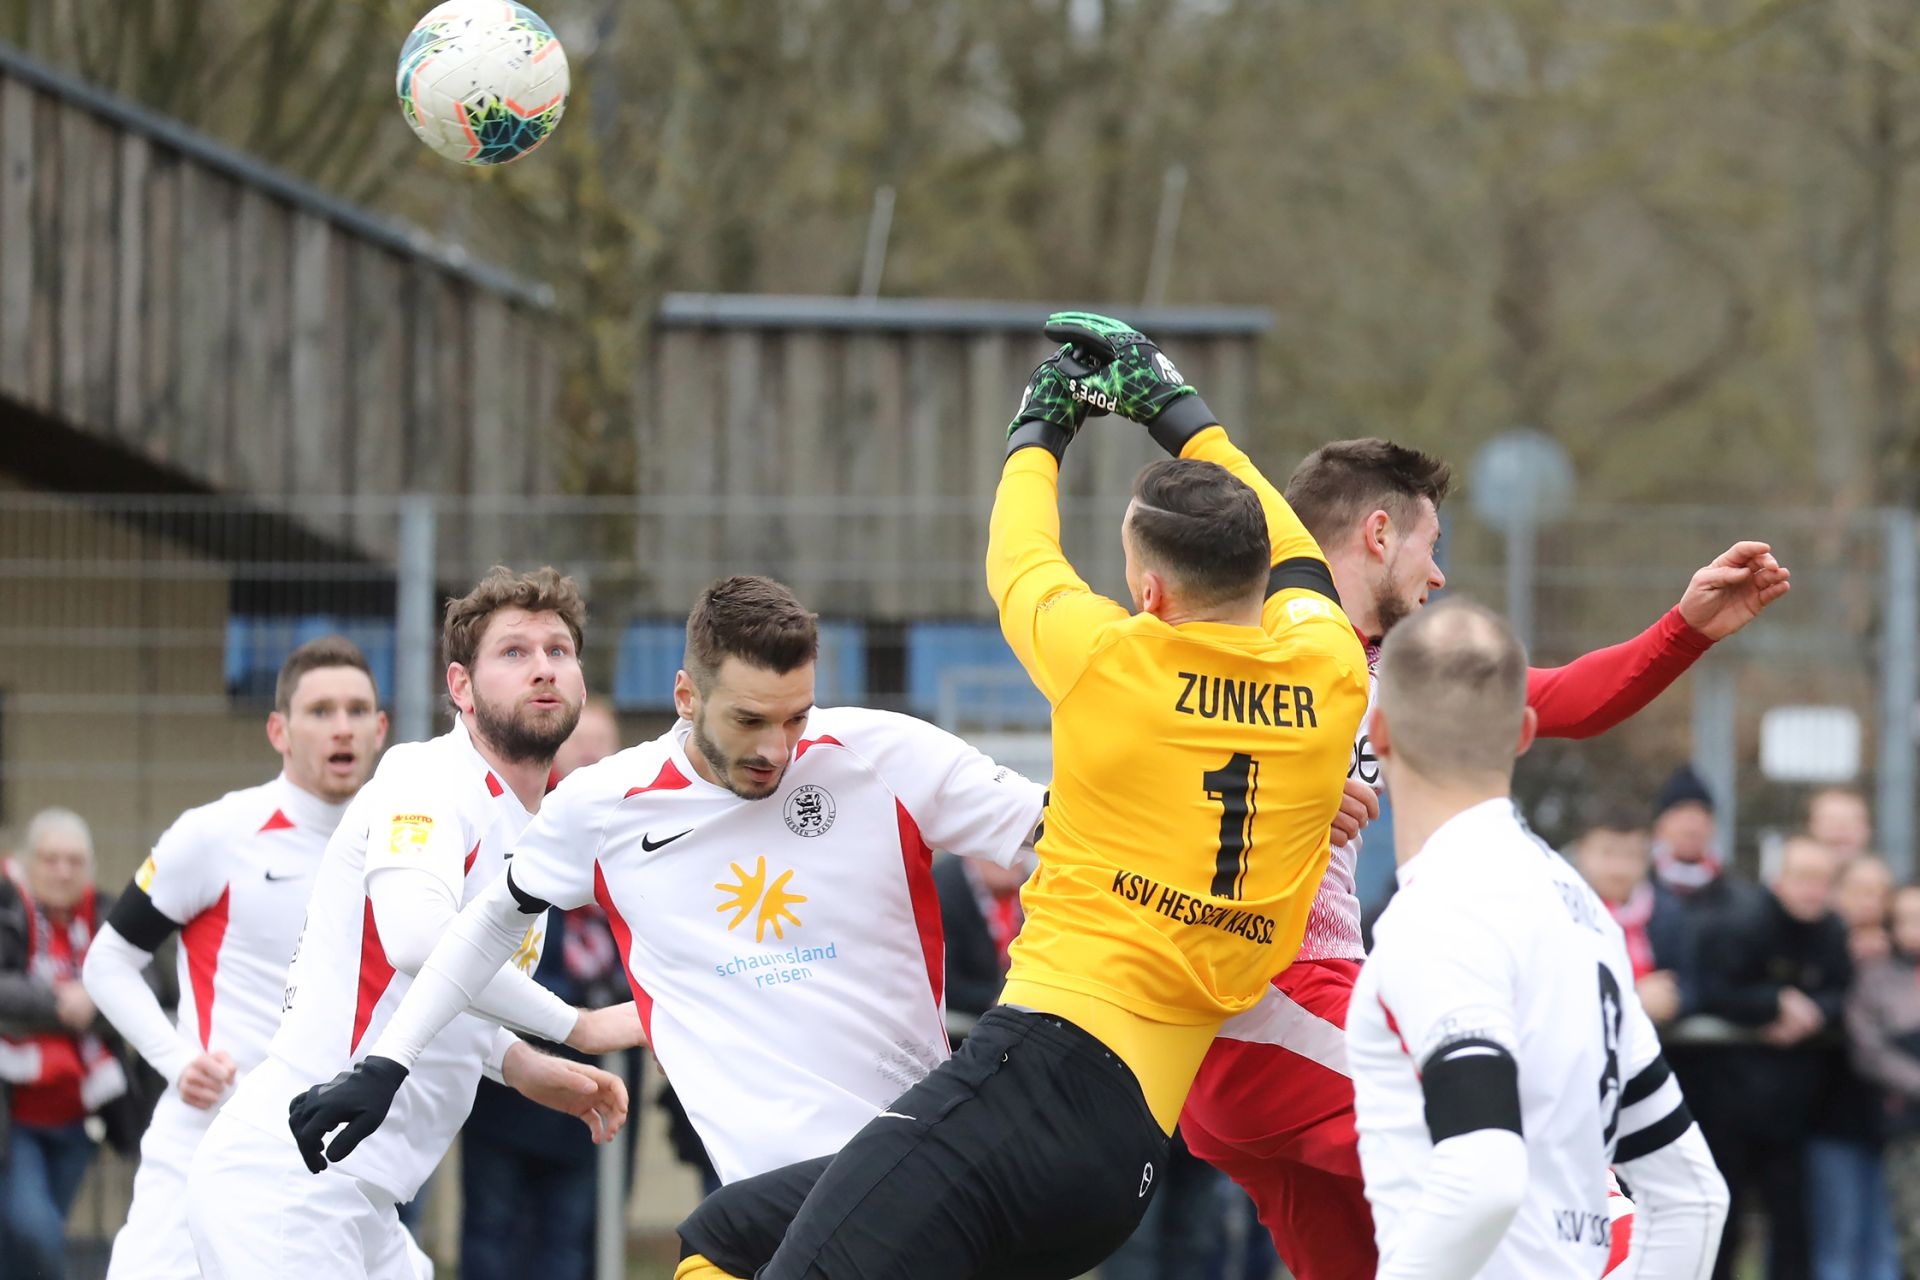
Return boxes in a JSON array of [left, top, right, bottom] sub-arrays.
[[372, 710, 391, 752], [265, 710, 290, 755], [672, 669, 699, 722], [446, 662, 473, 716], [1514, 705, 1539, 759], [1137, 570, 1172, 620], [1363, 509, 1393, 561]]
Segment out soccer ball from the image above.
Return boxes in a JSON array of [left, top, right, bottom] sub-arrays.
[[397, 2, 569, 166]]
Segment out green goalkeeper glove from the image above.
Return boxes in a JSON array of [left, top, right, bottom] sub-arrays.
[[1005, 341, 1110, 462], [1042, 311, 1219, 455]]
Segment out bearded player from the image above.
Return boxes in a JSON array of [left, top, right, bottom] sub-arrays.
[[186, 568, 640, 1280], [1173, 436, 1787, 1278]]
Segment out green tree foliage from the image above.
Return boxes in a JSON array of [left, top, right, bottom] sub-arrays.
[[9, 0, 1920, 508]]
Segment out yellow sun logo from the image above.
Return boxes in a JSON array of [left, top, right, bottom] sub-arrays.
[[509, 923, 544, 973], [715, 856, 808, 943]]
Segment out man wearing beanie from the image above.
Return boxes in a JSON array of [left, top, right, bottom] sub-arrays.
[[1650, 764, 1759, 921]]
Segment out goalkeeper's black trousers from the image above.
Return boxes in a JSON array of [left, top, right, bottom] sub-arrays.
[[677, 1005, 1168, 1280]]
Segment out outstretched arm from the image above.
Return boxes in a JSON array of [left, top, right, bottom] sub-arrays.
[[1526, 610, 1710, 740], [989, 351, 1128, 703], [1527, 542, 1789, 739]]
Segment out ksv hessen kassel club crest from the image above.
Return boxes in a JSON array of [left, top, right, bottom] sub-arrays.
[[783, 785, 836, 837]]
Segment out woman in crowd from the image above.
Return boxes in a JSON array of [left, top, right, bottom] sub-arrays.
[[1847, 880, 1920, 1279], [1809, 855, 1898, 1280], [0, 808, 127, 1280]]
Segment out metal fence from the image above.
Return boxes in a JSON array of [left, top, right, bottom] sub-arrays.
[[2, 488, 1905, 874], [0, 487, 1911, 1269]]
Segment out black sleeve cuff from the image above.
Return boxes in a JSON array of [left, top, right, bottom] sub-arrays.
[[1267, 557, 1341, 607], [1006, 419, 1073, 463], [1147, 394, 1218, 455], [105, 885, 183, 953], [506, 869, 553, 916]]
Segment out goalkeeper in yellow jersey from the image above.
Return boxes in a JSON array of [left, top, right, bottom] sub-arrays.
[[673, 314, 1368, 1280]]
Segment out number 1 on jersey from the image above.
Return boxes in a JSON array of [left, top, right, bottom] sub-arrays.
[[1204, 753, 1259, 899]]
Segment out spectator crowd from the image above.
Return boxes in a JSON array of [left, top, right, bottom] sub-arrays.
[[1572, 771, 1918, 1280]]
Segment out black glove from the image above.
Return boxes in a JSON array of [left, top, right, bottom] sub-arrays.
[[1042, 311, 1219, 455], [287, 1055, 409, 1173], [1005, 341, 1112, 463]]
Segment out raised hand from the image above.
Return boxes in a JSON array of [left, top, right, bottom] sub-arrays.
[[1042, 311, 1218, 454], [1005, 341, 1110, 463], [1675, 541, 1791, 641]]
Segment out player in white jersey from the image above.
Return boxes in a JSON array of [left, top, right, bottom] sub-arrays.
[[1176, 436, 1790, 1280], [283, 576, 1045, 1274], [1346, 599, 1727, 1280], [187, 569, 640, 1280], [82, 636, 388, 1280]]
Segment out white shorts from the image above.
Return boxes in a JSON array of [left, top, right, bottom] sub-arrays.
[[187, 1106, 432, 1280], [106, 1092, 215, 1280]]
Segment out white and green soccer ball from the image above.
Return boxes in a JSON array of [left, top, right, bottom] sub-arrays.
[[397, 1, 569, 165]]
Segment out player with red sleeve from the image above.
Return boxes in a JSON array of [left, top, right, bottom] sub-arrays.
[[1175, 437, 1790, 1280]]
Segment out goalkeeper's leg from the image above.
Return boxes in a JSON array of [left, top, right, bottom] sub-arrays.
[[678, 1155, 832, 1279]]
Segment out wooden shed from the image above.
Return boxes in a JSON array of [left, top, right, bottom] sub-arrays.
[[0, 39, 559, 542], [642, 293, 1272, 619]]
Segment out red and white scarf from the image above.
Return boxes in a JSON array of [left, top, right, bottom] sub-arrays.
[[1608, 881, 1658, 980], [0, 873, 125, 1117], [1652, 841, 1723, 898]]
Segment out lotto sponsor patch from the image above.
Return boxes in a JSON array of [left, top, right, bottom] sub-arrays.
[[386, 814, 434, 856], [134, 856, 157, 892]]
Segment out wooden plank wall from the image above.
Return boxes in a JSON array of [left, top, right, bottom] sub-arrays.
[[0, 66, 557, 552], [644, 323, 1261, 619]]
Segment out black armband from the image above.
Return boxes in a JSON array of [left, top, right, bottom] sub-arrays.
[[105, 885, 184, 953], [1420, 1037, 1523, 1143], [505, 869, 552, 916], [1267, 557, 1341, 607]]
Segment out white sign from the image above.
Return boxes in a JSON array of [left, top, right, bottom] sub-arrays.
[[1759, 705, 1861, 783]]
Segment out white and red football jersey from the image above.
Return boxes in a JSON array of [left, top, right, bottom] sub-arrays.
[[223, 716, 552, 1200], [507, 706, 1045, 1184], [1292, 636, 1380, 965], [135, 774, 348, 1074]]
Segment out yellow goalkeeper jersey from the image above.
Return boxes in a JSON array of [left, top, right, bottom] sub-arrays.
[[987, 427, 1368, 1130]]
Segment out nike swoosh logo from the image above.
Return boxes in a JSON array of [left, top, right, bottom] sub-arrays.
[[640, 830, 692, 852], [877, 1110, 916, 1121], [263, 870, 300, 883]]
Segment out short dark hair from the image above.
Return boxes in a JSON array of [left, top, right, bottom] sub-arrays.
[[1576, 796, 1650, 841], [1376, 598, 1526, 783], [275, 636, 377, 714], [684, 576, 819, 690], [1284, 438, 1453, 550], [1126, 459, 1270, 608], [443, 566, 587, 671]]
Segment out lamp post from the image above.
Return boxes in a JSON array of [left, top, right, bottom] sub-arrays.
[[1467, 429, 1576, 652]]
